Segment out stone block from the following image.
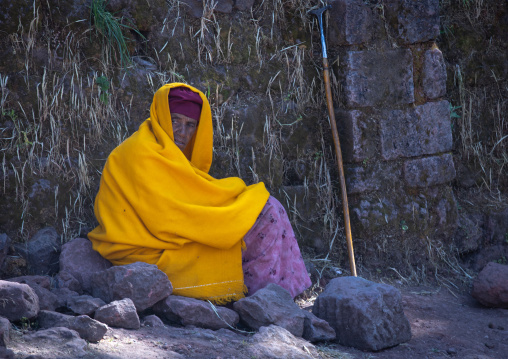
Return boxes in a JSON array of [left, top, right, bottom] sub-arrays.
[[472, 262, 508, 308], [94, 298, 140, 329], [328, 0, 379, 45], [67, 295, 107, 316], [380, 101, 452, 160], [345, 49, 414, 108], [422, 48, 447, 99], [404, 153, 456, 187], [336, 109, 379, 162], [345, 162, 401, 194], [0, 280, 39, 321], [91, 262, 172, 311], [141, 314, 165, 328], [59, 237, 112, 294], [15, 227, 61, 276], [23, 327, 87, 358], [385, 0, 440, 44], [153, 295, 238, 330], [313, 276, 411, 351], [38, 310, 108, 343]]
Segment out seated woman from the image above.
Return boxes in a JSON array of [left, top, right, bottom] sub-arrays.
[[88, 83, 311, 304]]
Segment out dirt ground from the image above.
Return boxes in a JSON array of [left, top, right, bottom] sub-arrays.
[[7, 282, 507, 359]]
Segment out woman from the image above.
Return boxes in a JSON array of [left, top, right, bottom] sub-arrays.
[[88, 83, 311, 304]]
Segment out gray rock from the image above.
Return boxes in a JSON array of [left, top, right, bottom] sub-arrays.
[[23, 327, 87, 357], [422, 48, 447, 99], [38, 310, 108, 342], [7, 276, 58, 310], [153, 295, 238, 330], [336, 109, 379, 163], [6, 275, 51, 289], [94, 298, 140, 329], [345, 162, 401, 194], [380, 101, 452, 160], [454, 212, 484, 254], [472, 262, 508, 308], [0, 316, 10, 347], [91, 262, 172, 311], [54, 270, 82, 294], [141, 314, 165, 328], [302, 311, 336, 342], [0, 347, 14, 358], [50, 287, 80, 308], [233, 283, 306, 337], [0, 280, 39, 321], [0, 233, 11, 271], [15, 227, 60, 275], [486, 208, 508, 245], [59, 237, 112, 294], [404, 154, 456, 187], [313, 276, 411, 351], [345, 49, 414, 108], [249, 325, 317, 359], [67, 295, 107, 316]]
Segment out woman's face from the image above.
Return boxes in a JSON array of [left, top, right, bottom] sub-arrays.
[[171, 112, 198, 151]]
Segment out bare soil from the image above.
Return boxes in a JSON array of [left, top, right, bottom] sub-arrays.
[[8, 283, 507, 359]]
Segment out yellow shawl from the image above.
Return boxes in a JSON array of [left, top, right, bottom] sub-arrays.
[[88, 83, 270, 303]]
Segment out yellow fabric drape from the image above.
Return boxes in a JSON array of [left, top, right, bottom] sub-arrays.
[[88, 83, 270, 303]]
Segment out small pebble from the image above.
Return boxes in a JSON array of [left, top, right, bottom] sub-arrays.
[[446, 347, 457, 355]]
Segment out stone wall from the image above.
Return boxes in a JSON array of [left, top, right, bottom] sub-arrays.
[[329, 0, 458, 267]]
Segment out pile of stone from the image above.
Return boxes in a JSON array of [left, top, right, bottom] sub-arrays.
[[1, 228, 413, 358]]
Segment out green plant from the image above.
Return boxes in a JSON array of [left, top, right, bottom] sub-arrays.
[[95, 75, 110, 104], [90, 0, 144, 67], [400, 220, 408, 232]]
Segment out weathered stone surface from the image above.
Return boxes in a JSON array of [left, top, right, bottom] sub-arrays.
[[59, 237, 112, 293], [454, 212, 484, 254], [50, 288, 80, 309], [345, 49, 414, 108], [380, 101, 452, 160], [0, 347, 14, 359], [385, 0, 440, 44], [94, 298, 140, 329], [0, 233, 11, 271], [0, 280, 39, 321], [302, 310, 336, 342], [23, 327, 87, 357], [8, 279, 58, 311], [0, 316, 10, 347], [153, 295, 238, 330], [7, 275, 51, 289], [328, 0, 379, 45], [422, 48, 447, 99], [486, 208, 508, 245], [68, 295, 107, 316], [472, 262, 508, 308], [404, 154, 456, 187], [233, 283, 306, 337], [345, 162, 401, 194], [249, 325, 316, 359], [234, 0, 255, 11], [313, 276, 411, 351], [38, 310, 108, 342], [54, 270, 82, 294], [337, 109, 379, 162], [15, 227, 60, 275], [91, 262, 172, 311], [141, 314, 165, 328]]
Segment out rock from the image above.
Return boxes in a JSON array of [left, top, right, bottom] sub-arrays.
[[141, 314, 165, 328], [234, 0, 255, 11], [233, 283, 306, 337], [404, 154, 456, 187], [38, 310, 108, 342], [345, 49, 414, 108], [59, 237, 112, 293], [249, 325, 317, 359], [422, 48, 447, 99], [7, 276, 59, 311], [0, 280, 39, 321], [7, 275, 51, 289], [302, 311, 336, 342], [54, 270, 82, 294], [153, 295, 238, 330], [486, 208, 508, 245], [91, 262, 172, 311], [94, 298, 140, 329], [50, 288, 80, 308], [67, 295, 107, 316], [0, 233, 11, 271], [0, 316, 10, 347], [472, 262, 508, 308], [454, 212, 484, 254], [313, 276, 412, 351], [380, 101, 452, 161], [15, 227, 61, 275], [23, 327, 87, 357]]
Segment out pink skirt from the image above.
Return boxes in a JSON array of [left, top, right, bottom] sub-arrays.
[[242, 196, 312, 298]]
